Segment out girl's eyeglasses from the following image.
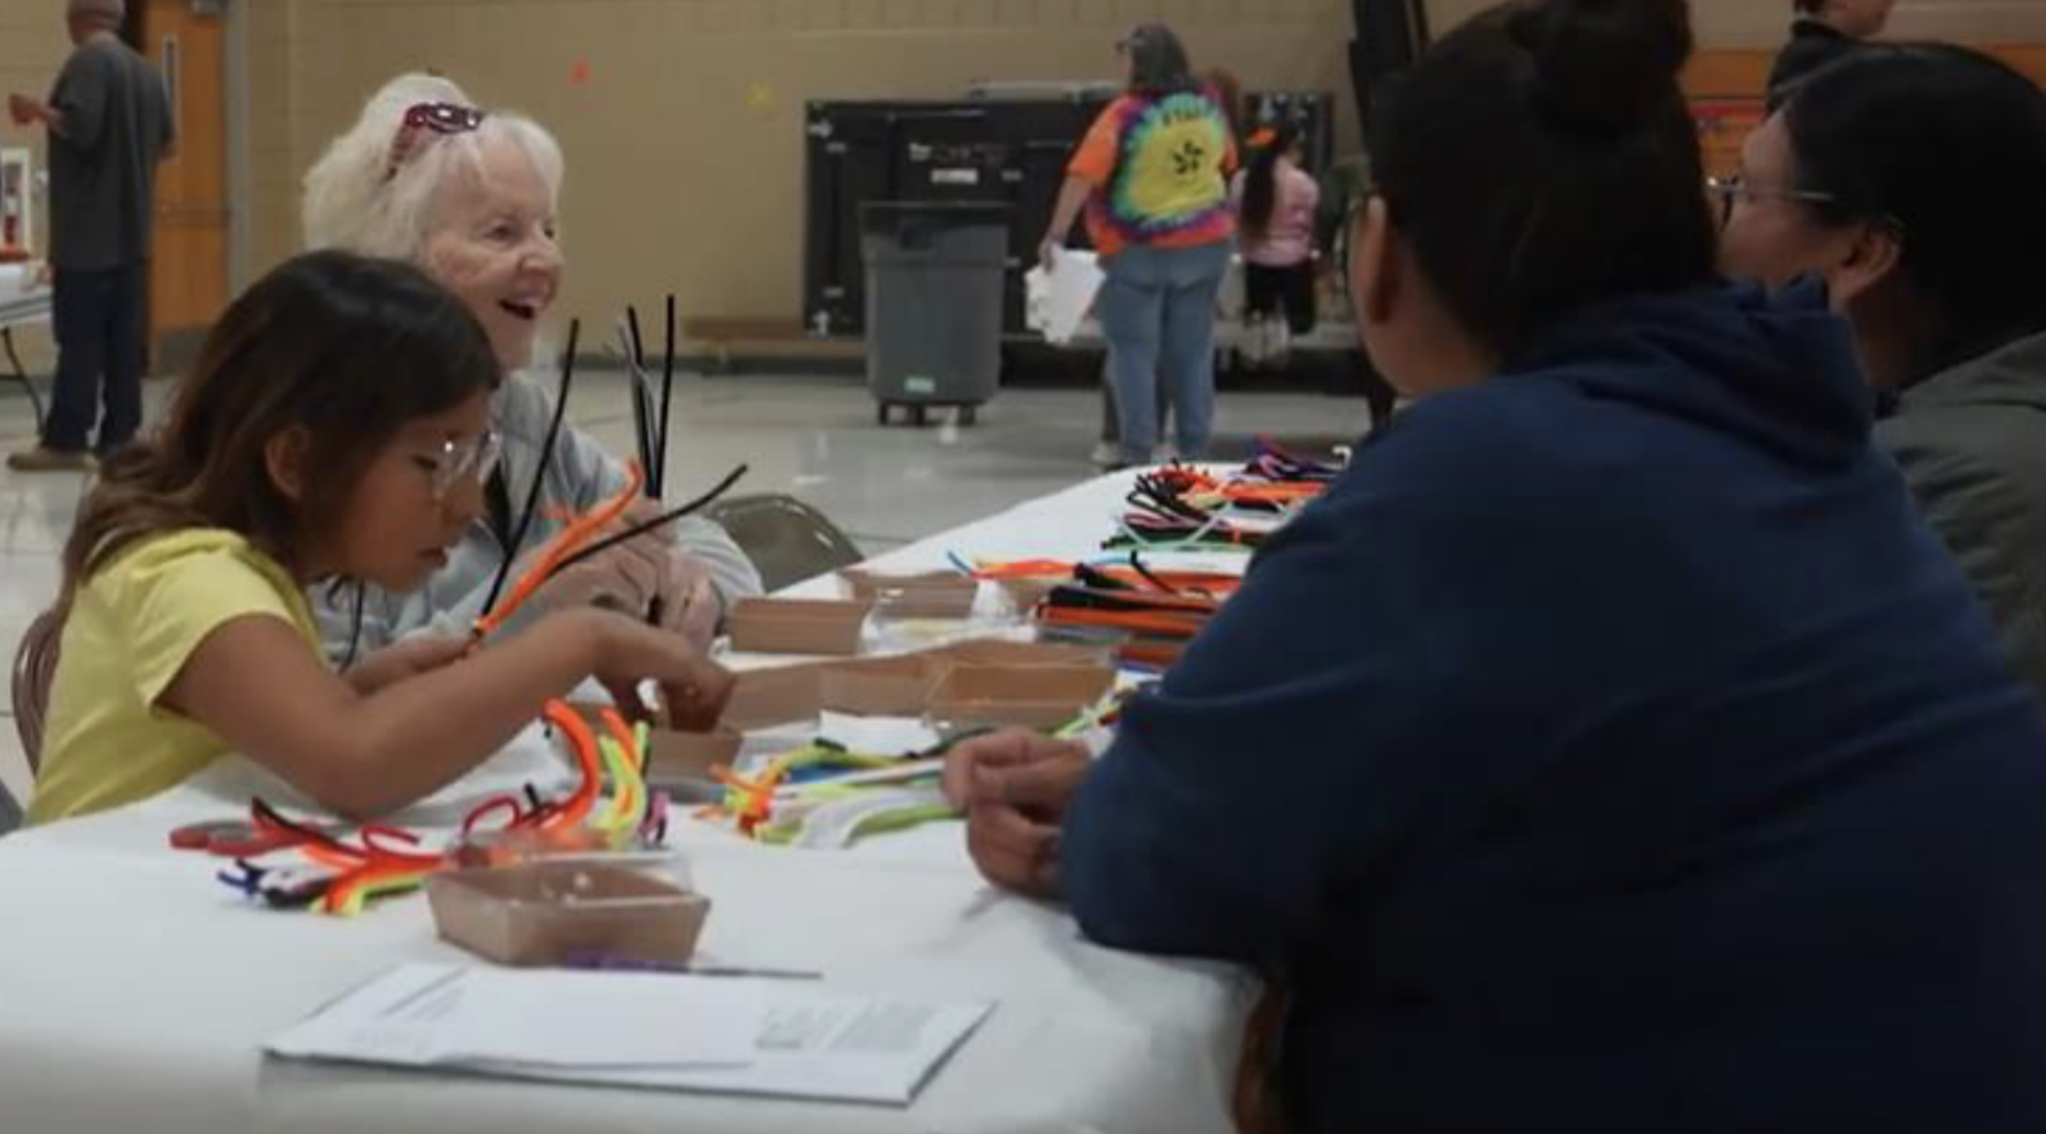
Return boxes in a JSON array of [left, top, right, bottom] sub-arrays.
[[414, 429, 502, 501], [1705, 174, 1837, 228]]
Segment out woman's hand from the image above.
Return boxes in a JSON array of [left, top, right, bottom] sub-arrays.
[[652, 553, 721, 652], [511, 499, 674, 618], [944, 729, 1093, 899], [1039, 237, 1064, 274]]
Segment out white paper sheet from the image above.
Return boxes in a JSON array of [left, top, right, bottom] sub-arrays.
[[815, 711, 942, 757], [1025, 249, 1105, 346], [267, 962, 993, 1106], [267, 963, 758, 1071]]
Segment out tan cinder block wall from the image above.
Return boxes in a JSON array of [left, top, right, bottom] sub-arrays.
[[12, 0, 2040, 354], [244, 0, 300, 277], [0, 2, 73, 256], [0, 2, 79, 370], [1426, 0, 2046, 46], [248, 0, 2046, 335], [251, 0, 1352, 334]]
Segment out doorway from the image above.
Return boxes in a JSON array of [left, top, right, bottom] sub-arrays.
[[137, 0, 229, 369]]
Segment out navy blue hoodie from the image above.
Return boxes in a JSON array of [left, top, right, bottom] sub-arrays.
[[1061, 286, 2046, 1133]]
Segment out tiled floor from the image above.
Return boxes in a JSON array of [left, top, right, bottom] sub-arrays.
[[0, 366, 1372, 811]]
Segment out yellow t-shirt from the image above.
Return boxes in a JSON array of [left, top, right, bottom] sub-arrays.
[[29, 529, 319, 824]]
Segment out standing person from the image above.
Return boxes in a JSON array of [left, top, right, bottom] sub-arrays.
[[1043, 24, 1236, 469], [1768, 0, 1894, 107], [6, 0, 172, 473], [1233, 121, 1321, 366], [301, 74, 761, 663]]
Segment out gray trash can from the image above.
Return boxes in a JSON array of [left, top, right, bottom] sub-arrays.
[[860, 201, 1010, 426]]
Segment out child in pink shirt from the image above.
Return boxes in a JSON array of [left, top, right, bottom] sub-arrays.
[[1232, 123, 1322, 362]]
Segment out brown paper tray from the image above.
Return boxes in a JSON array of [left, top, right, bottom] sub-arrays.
[[728, 598, 873, 656], [926, 663, 1116, 732], [428, 859, 710, 968]]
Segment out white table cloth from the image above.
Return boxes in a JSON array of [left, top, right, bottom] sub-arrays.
[[0, 470, 1262, 1134]]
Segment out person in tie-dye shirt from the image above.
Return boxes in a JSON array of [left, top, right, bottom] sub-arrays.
[[1042, 23, 1237, 468]]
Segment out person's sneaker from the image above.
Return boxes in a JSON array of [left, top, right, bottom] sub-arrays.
[[7, 447, 95, 473], [1090, 440, 1121, 469]]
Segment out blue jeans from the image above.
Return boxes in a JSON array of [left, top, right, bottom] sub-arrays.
[[46, 265, 145, 454], [1098, 241, 1231, 464]]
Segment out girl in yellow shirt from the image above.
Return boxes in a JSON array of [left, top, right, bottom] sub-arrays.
[[30, 251, 728, 823]]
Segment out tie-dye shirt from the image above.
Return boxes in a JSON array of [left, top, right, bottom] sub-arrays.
[[1069, 90, 1238, 259]]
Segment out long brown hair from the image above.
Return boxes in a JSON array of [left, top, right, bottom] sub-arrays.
[[1240, 121, 1302, 244], [62, 250, 501, 602]]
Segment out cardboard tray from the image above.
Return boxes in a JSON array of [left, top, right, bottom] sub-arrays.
[[818, 654, 949, 717], [728, 598, 874, 656], [926, 663, 1116, 731], [427, 859, 710, 968], [724, 663, 831, 730], [935, 638, 1116, 669], [840, 569, 980, 620], [721, 638, 1121, 730]]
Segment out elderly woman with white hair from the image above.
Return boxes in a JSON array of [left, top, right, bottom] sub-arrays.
[[301, 73, 761, 662]]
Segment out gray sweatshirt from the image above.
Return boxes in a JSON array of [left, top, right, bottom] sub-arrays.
[[1878, 330, 2046, 697], [312, 372, 762, 661]]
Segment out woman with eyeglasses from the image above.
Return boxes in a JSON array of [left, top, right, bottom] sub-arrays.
[[1042, 24, 1237, 470], [944, 1, 2046, 1129], [300, 74, 761, 669], [1719, 45, 2046, 696]]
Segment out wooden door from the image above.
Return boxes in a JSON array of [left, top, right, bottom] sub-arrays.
[[140, 0, 228, 354]]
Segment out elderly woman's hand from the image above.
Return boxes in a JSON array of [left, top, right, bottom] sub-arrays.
[[652, 553, 721, 652], [514, 501, 671, 620]]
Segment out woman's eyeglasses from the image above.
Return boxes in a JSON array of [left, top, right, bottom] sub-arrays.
[[1706, 174, 1837, 228], [403, 102, 483, 134], [386, 101, 485, 180], [414, 429, 502, 501]]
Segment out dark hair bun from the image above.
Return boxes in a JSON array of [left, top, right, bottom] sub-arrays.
[[1517, 0, 1694, 132]]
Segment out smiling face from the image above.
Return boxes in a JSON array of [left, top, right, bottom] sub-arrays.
[[420, 134, 563, 372]]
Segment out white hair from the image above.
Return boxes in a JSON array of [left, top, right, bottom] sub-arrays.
[[301, 73, 565, 264]]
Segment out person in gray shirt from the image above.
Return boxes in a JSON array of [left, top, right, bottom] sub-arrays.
[[7, 0, 173, 472], [1719, 45, 2046, 698]]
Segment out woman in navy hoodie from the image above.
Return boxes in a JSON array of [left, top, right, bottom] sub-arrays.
[[945, 0, 2046, 1131]]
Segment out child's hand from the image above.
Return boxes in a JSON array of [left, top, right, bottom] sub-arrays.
[[345, 634, 470, 695], [580, 610, 734, 731]]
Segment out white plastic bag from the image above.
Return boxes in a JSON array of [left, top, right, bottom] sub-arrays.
[[1025, 248, 1106, 346]]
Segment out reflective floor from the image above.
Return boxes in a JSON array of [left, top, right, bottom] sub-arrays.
[[0, 367, 1371, 808]]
